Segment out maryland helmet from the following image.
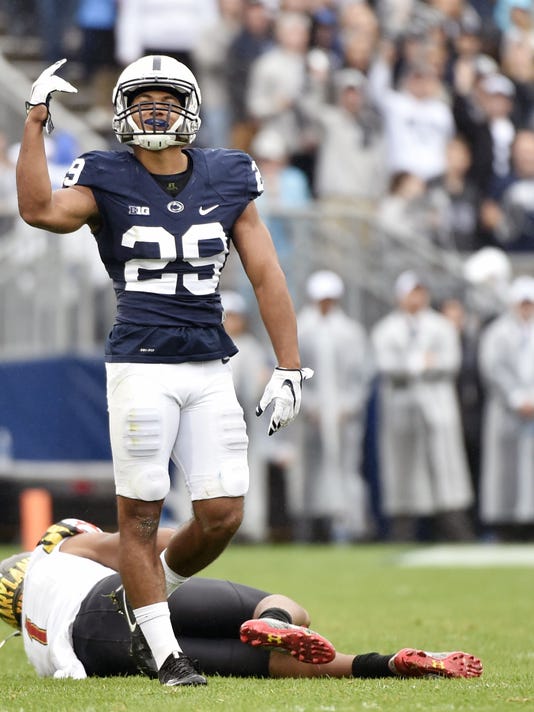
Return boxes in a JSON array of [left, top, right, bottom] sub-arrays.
[[37, 518, 103, 554], [112, 55, 202, 151], [0, 553, 30, 629]]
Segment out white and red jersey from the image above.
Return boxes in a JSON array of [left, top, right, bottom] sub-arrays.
[[22, 535, 114, 678]]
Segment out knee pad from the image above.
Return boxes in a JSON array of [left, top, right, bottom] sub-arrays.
[[129, 465, 171, 502], [219, 461, 249, 497]]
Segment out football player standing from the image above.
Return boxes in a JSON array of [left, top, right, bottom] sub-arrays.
[[16, 56, 312, 687]]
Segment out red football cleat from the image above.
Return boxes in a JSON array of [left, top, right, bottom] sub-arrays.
[[390, 648, 483, 678], [239, 617, 336, 664]]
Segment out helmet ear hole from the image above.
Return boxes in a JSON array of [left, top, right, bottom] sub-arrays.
[[112, 55, 202, 150]]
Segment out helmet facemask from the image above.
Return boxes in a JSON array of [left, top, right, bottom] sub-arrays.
[[112, 57, 202, 151]]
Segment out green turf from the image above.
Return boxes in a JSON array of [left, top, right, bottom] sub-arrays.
[[1, 543, 532, 712]]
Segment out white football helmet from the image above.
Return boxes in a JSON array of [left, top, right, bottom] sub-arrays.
[[112, 55, 202, 151]]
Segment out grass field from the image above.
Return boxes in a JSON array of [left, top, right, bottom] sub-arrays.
[[1, 542, 532, 712]]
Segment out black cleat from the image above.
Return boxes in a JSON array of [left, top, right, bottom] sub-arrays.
[[158, 652, 207, 686], [113, 585, 158, 679]]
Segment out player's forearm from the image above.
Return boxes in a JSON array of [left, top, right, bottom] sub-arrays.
[[16, 108, 55, 227], [255, 275, 301, 369]]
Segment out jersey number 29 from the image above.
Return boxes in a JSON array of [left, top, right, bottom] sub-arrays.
[[122, 224, 228, 296]]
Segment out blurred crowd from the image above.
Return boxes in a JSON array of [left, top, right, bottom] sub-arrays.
[[0, 0, 534, 543], [215, 263, 534, 546], [1, 0, 534, 252]]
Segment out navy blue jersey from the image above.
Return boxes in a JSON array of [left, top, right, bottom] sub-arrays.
[[62, 148, 264, 362]]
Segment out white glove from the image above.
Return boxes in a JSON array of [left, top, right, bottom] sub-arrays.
[[256, 367, 313, 436], [26, 58, 78, 134]]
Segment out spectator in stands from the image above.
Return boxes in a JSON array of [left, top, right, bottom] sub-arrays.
[[338, 1, 380, 77], [246, 11, 315, 181], [499, 0, 534, 127], [478, 275, 534, 542], [225, 0, 273, 151], [309, 6, 343, 72], [450, 51, 499, 122], [453, 72, 518, 195], [479, 129, 534, 251], [340, 30, 378, 80], [367, 42, 455, 182], [439, 295, 485, 533], [300, 67, 386, 210], [339, 2, 380, 41], [426, 134, 482, 251], [376, 171, 438, 248], [293, 270, 374, 543], [35, 0, 78, 64], [495, 0, 534, 45], [371, 271, 475, 542], [193, 0, 244, 148], [463, 246, 511, 322], [446, 13, 485, 95], [374, 0, 416, 41], [429, 0, 484, 47], [394, 22, 449, 82], [76, 0, 119, 132], [249, 127, 311, 270], [0, 0, 36, 43], [115, 0, 218, 74]]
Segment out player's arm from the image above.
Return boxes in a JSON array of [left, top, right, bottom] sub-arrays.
[[233, 201, 300, 369], [233, 202, 313, 435], [60, 528, 175, 570], [16, 106, 97, 233], [16, 59, 98, 233]]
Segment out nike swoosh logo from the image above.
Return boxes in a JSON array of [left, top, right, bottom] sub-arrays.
[[199, 204, 219, 215], [117, 586, 137, 633], [283, 379, 297, 407]]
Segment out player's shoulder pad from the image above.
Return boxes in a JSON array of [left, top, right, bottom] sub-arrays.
[[188, 147, 264, 202], [62, 150, 133, 190]]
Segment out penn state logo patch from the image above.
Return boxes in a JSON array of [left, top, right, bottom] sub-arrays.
[[167, 200, 185, 213]]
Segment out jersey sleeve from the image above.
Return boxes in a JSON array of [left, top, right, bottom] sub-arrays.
[[202, 148, 264, 203], [61, 151, 128, 192]]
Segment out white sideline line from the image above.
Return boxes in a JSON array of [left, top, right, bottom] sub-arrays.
[[397, 544, 534, 567], [0, 460, 113, 482]]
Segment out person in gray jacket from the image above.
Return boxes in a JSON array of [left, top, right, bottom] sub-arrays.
[[478, 275, 534, 541], [294, 270, 375, 542], [371, 271, 475, 541]]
